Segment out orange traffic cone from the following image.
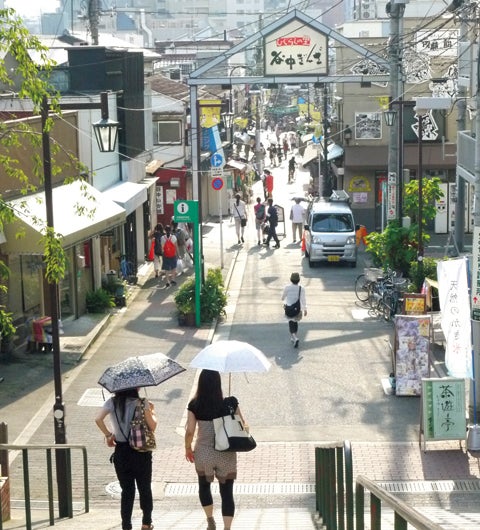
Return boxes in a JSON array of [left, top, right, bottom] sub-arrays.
[[301, 233, 306, 253]]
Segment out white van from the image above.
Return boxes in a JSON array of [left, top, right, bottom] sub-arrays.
[[304, 192, 357, 268]]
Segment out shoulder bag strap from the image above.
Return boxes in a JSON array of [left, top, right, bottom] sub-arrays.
[[297, 286, 301, 302]]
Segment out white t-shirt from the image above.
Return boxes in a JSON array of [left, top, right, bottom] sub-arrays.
[[291, 203, 306, 224], [232, 200, 246, 218]]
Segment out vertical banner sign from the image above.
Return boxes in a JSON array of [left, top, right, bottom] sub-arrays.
[[437, 258, 472, 378], [472, 225, 480, 320], [387, 172, 397, 221], [422, 378, 466, 448]]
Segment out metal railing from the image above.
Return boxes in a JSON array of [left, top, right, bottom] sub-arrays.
[[315, 441, 354, 530], [0, 443, 89, 530], [355, 475, 443, 530], [315, 442, 444, 530]]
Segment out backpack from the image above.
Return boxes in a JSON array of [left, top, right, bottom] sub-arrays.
[[175, 228, 186, 246], [255, 204, 265, 220], [163, 236, 176, 258], [154, 232, 163, 256]]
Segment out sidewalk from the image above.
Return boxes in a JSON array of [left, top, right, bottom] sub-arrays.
[[1, 209, 479, 528]]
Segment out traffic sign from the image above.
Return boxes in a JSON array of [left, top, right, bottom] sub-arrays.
[[211, 177, 224, 190], [211, 153, 224, 168]]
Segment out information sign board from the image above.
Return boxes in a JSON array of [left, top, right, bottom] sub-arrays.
[[421, 378, 466, 450]]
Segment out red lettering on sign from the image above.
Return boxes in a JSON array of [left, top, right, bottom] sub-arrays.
[[276, 35, 311, 47]]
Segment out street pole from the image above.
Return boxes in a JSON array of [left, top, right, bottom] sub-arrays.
[[41, 96, 71, 518], [455, 11, 469, 252], [39, 93, 116, 516], [417, 113, 424, 282], [471, 42, 480, 423], [387, 0, 407, 223], [321, 84, 329, 198]]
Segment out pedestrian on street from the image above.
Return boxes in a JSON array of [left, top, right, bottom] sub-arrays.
[[264, 198, 280, 248], [232, 193, 247, 244], [185, 369, 249, 530], [290, 198, 306, 243], [254, 196, 266, 246], [282, 272, 307, 348], [172, 221, 189, 272], [161, 224, 178, 287], [265, 171, 274, 198], [95, 388, 157, 530], [149, 223, 164, 278]]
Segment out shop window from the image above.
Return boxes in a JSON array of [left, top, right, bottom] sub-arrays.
[[153, 121, 182, 145]]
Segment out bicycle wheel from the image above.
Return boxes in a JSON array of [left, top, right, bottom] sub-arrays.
[[368, 282, 379, 309], [382, 292, 395, 322], [354, 274, 369, 302]]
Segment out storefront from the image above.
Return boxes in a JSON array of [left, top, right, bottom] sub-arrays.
[[1, 180, 126, 324]]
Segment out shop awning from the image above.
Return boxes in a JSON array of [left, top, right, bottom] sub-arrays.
[[301, 143, 344, 165], [225, 160, 247, 171], [102, 181, 147, 215], [1, 180, 126, 254]]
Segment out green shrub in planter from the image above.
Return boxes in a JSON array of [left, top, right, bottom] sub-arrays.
[[407, 257, 442, 293], [86, 288, 115, 313], [174, 268, 227, 324], [201, 268, 227, 323]]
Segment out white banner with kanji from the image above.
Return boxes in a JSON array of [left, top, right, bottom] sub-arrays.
[[437, 258, 472, 378]]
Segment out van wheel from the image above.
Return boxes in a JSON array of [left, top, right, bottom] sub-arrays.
[[308, 256, 314, 268]]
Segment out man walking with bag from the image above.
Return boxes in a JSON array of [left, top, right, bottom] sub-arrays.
[[282, 272, 307, 348], [264, 198, 280, 248]]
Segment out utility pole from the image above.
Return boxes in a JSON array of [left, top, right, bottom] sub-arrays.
[[454, 7, 469, 252], [386, 0, 407, 223], [89, 0, 99, 45], [321, 84, 330, 197]]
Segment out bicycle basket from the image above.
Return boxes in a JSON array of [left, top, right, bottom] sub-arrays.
[[365, 267, 383, 281]]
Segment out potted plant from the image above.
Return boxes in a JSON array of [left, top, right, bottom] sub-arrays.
[[174, 277, 196, 326], [0, 307, 16, 354], [86, 288, 115, 313], [174, 268, 227, 326]]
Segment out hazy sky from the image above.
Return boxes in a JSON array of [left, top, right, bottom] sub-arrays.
[[5, 0, 60, 16]]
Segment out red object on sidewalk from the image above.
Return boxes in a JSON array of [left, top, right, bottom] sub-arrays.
[[301, 233, 306, 252]]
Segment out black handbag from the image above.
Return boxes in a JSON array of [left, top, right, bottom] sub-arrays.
[[284, 286, 301, 318]]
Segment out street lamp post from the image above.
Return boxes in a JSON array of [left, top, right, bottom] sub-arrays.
[[41, 92, 118, 517]]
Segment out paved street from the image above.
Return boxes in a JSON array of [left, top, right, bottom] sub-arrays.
[[1, 158, 480, 529]]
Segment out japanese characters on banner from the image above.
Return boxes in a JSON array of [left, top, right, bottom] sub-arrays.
[[421, 378, 466, 446], [437, 258, 472, 379], [264, 20, 327, 76]]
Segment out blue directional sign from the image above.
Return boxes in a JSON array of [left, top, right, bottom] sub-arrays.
[[211, 152, 224, 168]]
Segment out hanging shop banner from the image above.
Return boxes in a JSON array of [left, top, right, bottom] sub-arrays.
[[394, 314, 431, 396], [437, 258, 472, 379], [264, 19, 328, 76], [421, 378, 466, 450]]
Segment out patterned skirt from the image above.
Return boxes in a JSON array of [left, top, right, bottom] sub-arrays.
[[194, 420, 237, 483]]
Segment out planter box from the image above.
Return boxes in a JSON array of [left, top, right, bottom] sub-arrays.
[[178, 313, 196, 327]]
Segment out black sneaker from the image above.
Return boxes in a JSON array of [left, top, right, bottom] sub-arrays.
[[274, 244, 280, 248], [165, 282, 170, 287], [294, 339, 299, 348], [241, 236, 244, 243], [171, 280, 177, 286]]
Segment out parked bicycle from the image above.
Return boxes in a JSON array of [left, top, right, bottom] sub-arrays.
[[354, 267, 382, 303], [355, 267, 408, 321]]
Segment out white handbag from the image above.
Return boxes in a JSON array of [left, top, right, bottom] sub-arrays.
[[213, 408, 256, 452]]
